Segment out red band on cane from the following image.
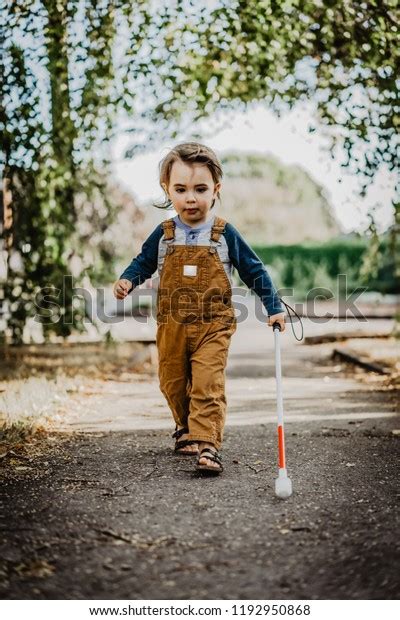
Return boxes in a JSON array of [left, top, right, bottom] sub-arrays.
[[278, 425, 285, 469]]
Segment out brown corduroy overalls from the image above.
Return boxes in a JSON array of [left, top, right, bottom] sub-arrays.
[[156, 216, 237, 450]]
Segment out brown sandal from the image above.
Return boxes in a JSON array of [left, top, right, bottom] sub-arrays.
[[196, 447, 223, 474]]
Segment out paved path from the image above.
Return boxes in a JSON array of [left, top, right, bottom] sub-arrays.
[[60, 307, 397, 433], [1, 305, 398, 600]]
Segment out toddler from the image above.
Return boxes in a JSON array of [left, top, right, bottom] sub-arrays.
[[114, 143, 285, 474]]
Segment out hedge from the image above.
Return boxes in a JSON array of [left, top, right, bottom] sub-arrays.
[[251, 238, 397, 298]]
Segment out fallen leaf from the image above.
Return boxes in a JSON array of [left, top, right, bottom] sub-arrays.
[[15, 560, 55, 578]]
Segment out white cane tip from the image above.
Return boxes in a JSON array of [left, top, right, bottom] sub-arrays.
[[275, 475, 293, 499]]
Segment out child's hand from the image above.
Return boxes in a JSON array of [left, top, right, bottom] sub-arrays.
[[268, 312, 286, 332], [113, 279, 133, 299]]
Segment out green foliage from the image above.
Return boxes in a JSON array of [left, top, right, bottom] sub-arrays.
[[2, 1, 398, 344], [134, 0, 399, 280], [1, 0, 153, 344], [137, 0, 400, 280], [253, 236, 397, 299], [140, 0, 399, 189]]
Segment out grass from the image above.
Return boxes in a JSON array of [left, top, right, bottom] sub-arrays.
[[0, 340, 155, 448], [0, 376, 70, 445]]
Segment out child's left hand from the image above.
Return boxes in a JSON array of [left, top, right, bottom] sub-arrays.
[[268, 312, 286, 332]]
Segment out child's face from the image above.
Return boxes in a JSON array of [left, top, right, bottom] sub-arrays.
[[163, 160, 221, 226]]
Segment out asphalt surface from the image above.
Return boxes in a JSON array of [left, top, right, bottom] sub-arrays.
[[1, 415, 399, 599], [0, 310, 399, 600]]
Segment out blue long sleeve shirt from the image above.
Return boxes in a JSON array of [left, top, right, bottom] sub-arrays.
[[119, 218, 284, 316]]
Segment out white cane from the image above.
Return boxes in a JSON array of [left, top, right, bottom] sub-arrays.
[[273, 322, 293, 499]]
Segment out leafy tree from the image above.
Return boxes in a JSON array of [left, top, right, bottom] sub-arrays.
[[1, 0, 152, 343], [134, 0, 399, 279], [2, 0, 398, 347]]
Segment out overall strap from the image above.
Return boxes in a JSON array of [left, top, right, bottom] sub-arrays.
[[161, 218, 176, 254], [210, 216, 227, 243], [162, 219, 176, 241]]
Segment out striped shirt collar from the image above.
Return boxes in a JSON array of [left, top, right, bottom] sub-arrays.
[[173, 213, 216, 233]]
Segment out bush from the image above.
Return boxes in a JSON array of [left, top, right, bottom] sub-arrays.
[[251, 238, 397, 299]]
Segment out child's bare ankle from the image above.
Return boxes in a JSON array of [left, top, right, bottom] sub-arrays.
[[199, 441, 213, 447]]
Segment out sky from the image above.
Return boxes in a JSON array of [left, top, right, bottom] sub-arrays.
[[111, 101, 396, 235]]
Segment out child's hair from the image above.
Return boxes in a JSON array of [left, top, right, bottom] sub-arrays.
[[154, 142, 223, 209]]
